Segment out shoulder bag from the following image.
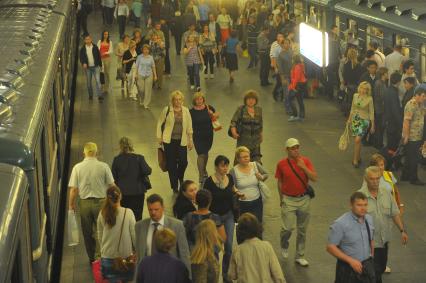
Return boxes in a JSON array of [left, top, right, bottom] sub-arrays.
[[113, 209, 137, 272], [158, 107, 170, 172], [138, 155, 152, 191], [253, 162, 271, 201], [287, 159, 315, 199], [357, 219, 376, 283], [206, 105, 222, 131], [228, 106, 244, 138]]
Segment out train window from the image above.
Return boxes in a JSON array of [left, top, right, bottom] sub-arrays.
[[395, 34, 410, 57], [348, 19, 358, 37], [34, 146, 44, 228], [421, 44, 426, 82], [47, 100, 56, 167], [366, 25, 384, 51]]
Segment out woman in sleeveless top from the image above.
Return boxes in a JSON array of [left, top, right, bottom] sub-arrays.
[[97, 30, 113, 93]]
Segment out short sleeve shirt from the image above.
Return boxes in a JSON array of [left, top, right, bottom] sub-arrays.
[[68, 157, 114, 199], [358, 186, 400, 248], [135, 54, 155, 77], [275, 157, 314, 196], [404, 99, 424, 141], [328, 212, 374, 262], [269, 41, 282, 59]]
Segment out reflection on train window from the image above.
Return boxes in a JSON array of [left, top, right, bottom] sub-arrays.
[[47, 99, 57, 169], [421, 44, 426, 82], [366, 25, 384, 51], [10, 243, 23, 282], [293, 0, 304, 24], [348, 19, 357, 37], [395, 34, 410, 57], [34, 147, 43, 228]]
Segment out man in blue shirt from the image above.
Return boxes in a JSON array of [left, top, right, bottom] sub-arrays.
[[327, 191, 376, 283]]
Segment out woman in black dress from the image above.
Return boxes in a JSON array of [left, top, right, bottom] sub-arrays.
[[190, 92, 219, 184], [173, 180, 198, 220], [203, 155, 244, 283]]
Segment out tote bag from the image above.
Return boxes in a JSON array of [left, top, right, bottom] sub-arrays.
[[338, 124, 350, 151]]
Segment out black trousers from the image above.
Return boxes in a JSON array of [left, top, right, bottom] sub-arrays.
[[105, 7, 115, 25], [402, 140, 422, 182], [203, 51, 215, 74], [273, 73, 282, 100], [165, 48, 171, 74], [121, 194, 145, 221], [335, 258, 375, 283], [372, 113, 385, 149], [386, 128, 401, 151], [259, 52, 270, 85], [326, 62, 339, 99], [174, 33, 182, 55], [374, 242, 388, 283], [164, 139, 188, 191], [118, 15, 126, 39], [77, 9, 89, 36]]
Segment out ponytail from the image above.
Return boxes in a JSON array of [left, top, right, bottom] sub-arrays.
[[101, 186, 121, 227]]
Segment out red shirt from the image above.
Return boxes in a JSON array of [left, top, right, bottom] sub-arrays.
[[275, 157, 314, 196]]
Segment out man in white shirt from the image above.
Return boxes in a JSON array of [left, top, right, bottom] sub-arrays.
[[79, 35, 103, 101], [369, 40, 385, 68], [385, 45, 406, 76], [135, 194, 191, 275], [68, 142, 115, 262]]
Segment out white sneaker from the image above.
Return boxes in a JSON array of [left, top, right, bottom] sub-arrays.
[[190, 85, 195, 90], [295, 258, 309, 267], [281, 249, 289, 259], [385, 266, 391, 273]]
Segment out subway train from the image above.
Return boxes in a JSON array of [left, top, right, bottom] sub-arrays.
[[288, 0, 426, 81], [0, 0, 77, 282]]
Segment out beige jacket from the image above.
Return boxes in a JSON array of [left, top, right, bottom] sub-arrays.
[[229, 238, 286, 283], [156, 106, 193, 146]]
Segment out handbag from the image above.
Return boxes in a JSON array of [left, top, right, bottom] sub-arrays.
[[357, 219, 376, 283], [287, 159, 315, 199], [228, 106, 244, 138], [138, 155, 152, 191], [113, 209, 137, 272], [91, 260, 108, 283], [206, 105, 222, 131], [338, 124, 350, 151], [158, 107, 170, 172], [100, 71, 105, 84], [253, 162, 271, 200]]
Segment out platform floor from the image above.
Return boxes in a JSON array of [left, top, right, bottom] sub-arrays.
[[60, 11, 426, 283]]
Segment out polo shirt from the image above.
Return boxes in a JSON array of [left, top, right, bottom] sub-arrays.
[[328, 212, 374, 262], [385, 51, 405, 75], [275, 157, 314, 196], [68, 157, 114, 199], [358, 186, 400, 248], [269, 41, 282, 59]]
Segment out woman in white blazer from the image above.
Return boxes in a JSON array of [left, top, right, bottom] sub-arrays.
[[157, 90, 194, 193]]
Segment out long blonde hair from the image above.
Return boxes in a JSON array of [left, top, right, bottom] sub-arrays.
[[190, 219, 223, 264], [347, 48, 358, 68]]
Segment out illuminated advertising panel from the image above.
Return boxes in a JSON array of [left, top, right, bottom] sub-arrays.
[[299, 23, 329, 67]]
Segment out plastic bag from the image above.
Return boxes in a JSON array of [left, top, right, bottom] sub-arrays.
[[68, 210, 79, 246], [92, 260, 108, 283], [242, 49, 249, 58], [338, 124, 350, 151]]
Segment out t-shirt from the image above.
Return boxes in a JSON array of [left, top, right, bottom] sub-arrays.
[[203, 175, 234, 215], [277, 49, 292, 77], [404, 99, 424, 141], [226, 38, 239, 54], [275, 157, 314, 196]]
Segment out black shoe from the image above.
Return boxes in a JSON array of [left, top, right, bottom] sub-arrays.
[[410, 180, 425, 186], [352, 162, 359, 168], [98, 96, 104, 102], [89, 96, 93, 100]]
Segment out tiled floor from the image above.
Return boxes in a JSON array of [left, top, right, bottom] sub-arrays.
[[60, 11, 426, 283]]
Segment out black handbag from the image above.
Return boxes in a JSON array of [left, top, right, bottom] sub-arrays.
[[228, 106, 245, 138], [137, 155, 152, 191], [287, 159, 315, 198]]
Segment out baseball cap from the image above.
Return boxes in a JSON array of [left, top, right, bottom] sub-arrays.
[[285, 138, 300, 148]]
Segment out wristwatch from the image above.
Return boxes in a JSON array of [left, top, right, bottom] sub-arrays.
[[400, 229, 406, 233]]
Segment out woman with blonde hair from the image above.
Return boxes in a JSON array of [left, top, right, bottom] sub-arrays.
[[347, 81, 375, 168], [97, 186, 136, 282], [190, 92, 219, 184], [135, 44, 157, 108], [191, 219, 223, 283], [230, 90, 263, 162], [157, 91, 194, 192], [342, 48, 363, 114], [112, 137, 152, 220], [230, 146, 268, 223]]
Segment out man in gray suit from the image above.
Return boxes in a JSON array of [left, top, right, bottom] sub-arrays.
[[135, 193, 191, 274]]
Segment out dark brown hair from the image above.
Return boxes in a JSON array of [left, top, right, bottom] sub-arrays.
[[101, 186, 121, 227], [350, 191, 367, 204], [236, 213, 263, 244]]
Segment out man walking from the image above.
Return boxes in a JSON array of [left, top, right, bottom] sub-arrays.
[[276, 38, 293, 114], [135, 194, 191, 275], [79, 35, 104, 101], [358, 166, 408, 282], [401, 85, 426, 185], [275, 138, 317, 266], [327, 191, 375, 283], [68, 142, 115, 262], [257, 26, 271, 86]]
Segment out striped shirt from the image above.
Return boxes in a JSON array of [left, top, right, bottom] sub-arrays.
[[247, 24, 259, 47]]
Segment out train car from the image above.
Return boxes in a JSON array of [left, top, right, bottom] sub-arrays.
[[0, 0, 77, 281], [334, 0, 426, 81], [0, 164, 32, 283]]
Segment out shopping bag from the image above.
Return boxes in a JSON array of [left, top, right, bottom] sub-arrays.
[[67, 210, 79, 246], [338, 124, 350, 151], [242, 49, 249, 58], [92, 260, 108, 283]]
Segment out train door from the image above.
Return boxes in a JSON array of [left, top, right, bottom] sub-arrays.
[[421, 44, 426, 82]]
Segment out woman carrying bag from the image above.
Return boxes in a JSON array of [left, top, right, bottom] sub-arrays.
[[97, 186, 136, 283]]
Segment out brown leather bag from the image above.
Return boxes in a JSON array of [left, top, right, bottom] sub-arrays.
[[113, 209, 137, 272]]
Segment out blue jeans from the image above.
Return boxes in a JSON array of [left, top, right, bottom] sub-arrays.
[[85, 66, 102, 98], [239, 197, 263, 223], [220, 210, 234, 278], [247, 45, 258, 68], [187, 63, 200, 88]]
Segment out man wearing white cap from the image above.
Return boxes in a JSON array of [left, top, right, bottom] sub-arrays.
[[275, 138, 317, 266]]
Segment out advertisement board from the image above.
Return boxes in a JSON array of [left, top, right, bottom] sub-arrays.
[[299, 23, 329, 67]]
